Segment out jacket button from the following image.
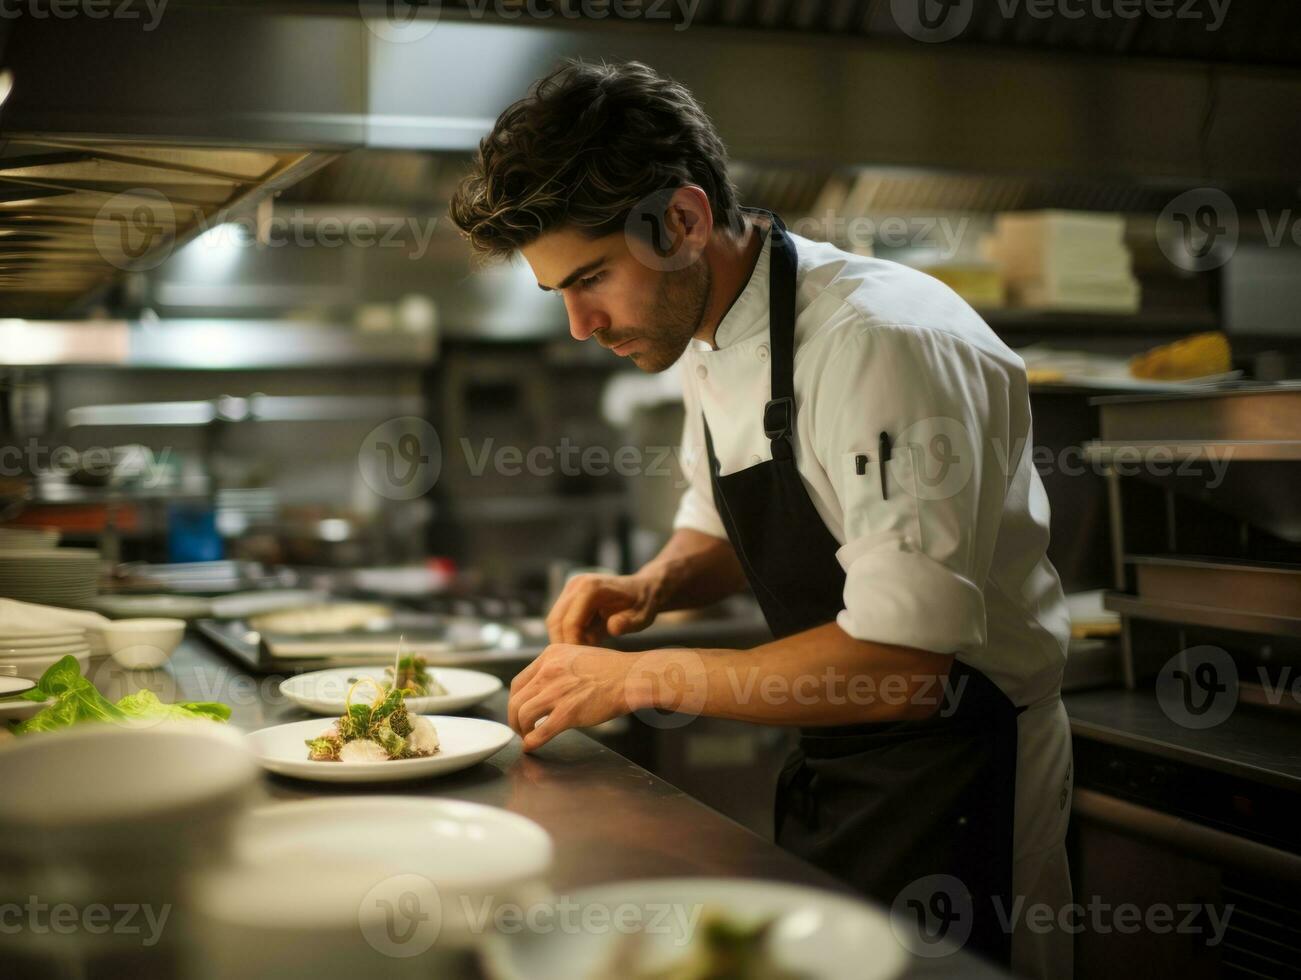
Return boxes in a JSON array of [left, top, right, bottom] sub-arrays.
[[757, 344, 769, 362], [750, 454, 762, 465], [696, 364, 708, 379]]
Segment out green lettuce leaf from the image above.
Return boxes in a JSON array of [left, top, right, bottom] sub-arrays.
[[12, 655, 231, 734], [115, 689, 231, 723]]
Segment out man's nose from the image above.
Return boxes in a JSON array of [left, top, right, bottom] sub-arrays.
[[563, 293, 609, 342]]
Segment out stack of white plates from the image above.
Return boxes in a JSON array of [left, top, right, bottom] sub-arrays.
[[0, 548, 100, 607], [0, 527, 60, 550], [0, 627, 92, 679]]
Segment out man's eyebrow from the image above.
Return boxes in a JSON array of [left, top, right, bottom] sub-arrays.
[[537, 256, 607, 292]]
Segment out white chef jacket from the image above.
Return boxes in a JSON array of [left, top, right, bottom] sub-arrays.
[[673, 227, 1075, 979]]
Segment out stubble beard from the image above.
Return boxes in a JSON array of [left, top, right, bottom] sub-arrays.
[[627, 260, 712, 374]]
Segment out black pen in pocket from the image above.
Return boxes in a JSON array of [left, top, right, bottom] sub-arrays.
[[854, 431, 893, 500]]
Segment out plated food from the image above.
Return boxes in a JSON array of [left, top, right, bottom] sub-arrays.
[[279, 663, 503, 716], [247, 714, 514, 784], [483, 878, 907, 980], [303, 677, 440, 763]]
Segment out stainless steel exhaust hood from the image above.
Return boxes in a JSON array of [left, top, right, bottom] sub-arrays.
[[0, 12, 366, 317], [3, 8, 1300, 320]]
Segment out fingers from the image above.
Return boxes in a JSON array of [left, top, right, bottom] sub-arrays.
[[522, 700, 576, 752], [507, 656, 547, 733], [515, 688, 559, 740], [606, 606, 651, 637]]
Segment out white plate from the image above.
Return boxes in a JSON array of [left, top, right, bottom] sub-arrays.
[[279, 666, 503, 716], [235, 796, 553, 891], [0, 630, 85, 648], [0, 696, 52, 721], [247, 715, 515, 784], [0, 641, 92, 657], [2, 649, 90, 680], [483, 878, 909, 980], [0, 675, 36, 697]]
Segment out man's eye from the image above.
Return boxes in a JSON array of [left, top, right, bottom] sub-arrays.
[[578, 272, 604, 290]]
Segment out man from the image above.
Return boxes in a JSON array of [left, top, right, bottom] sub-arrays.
[[450, 60, 1073, 978]]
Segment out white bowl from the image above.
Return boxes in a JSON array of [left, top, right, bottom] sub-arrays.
[[0, 720, 257, 857], [102, 618, 186, 669]]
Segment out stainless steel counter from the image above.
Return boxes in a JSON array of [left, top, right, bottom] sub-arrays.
[[1065, 688, 1301, 791], [116, 635, 1008, 979]]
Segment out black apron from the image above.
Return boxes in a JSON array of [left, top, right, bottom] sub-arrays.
[[703, 211, 1022, 967]]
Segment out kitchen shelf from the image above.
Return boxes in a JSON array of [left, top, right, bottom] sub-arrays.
[[1103, 591, 1301, 639], [980, 309, 1219, 333], [1085, 440, 1301, 463]]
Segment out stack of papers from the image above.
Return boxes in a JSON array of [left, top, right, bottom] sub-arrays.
[[985, 210, 1141, 313]]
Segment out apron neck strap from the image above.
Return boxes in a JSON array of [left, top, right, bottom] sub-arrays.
[[745, 208, 798, 462]]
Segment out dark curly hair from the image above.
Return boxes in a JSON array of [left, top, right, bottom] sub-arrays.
[[449, 60, 740, 259]]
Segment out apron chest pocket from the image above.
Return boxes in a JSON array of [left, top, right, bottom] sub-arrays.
[[842, 448, 924, 551]]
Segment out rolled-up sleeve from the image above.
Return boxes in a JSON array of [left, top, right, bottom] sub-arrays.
[[812, 321, 1013, 655], [672, 362, 728, 540]]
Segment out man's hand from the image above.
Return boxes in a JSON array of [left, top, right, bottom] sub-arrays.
[[508, 644, 646, 752], [545, 573, 659, 645]]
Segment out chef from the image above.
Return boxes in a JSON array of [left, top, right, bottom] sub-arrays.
[[450, 60, 1074, 978]]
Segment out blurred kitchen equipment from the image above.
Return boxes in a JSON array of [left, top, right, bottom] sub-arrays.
[[195, 608, 527, 674], [1088, 386, 1301, 691]]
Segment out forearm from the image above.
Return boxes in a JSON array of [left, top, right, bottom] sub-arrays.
[[631, 622, 954, 726], [634, 528, 748, 613]]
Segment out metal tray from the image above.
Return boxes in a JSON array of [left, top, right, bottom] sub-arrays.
[[194, 612, 531, 674]]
